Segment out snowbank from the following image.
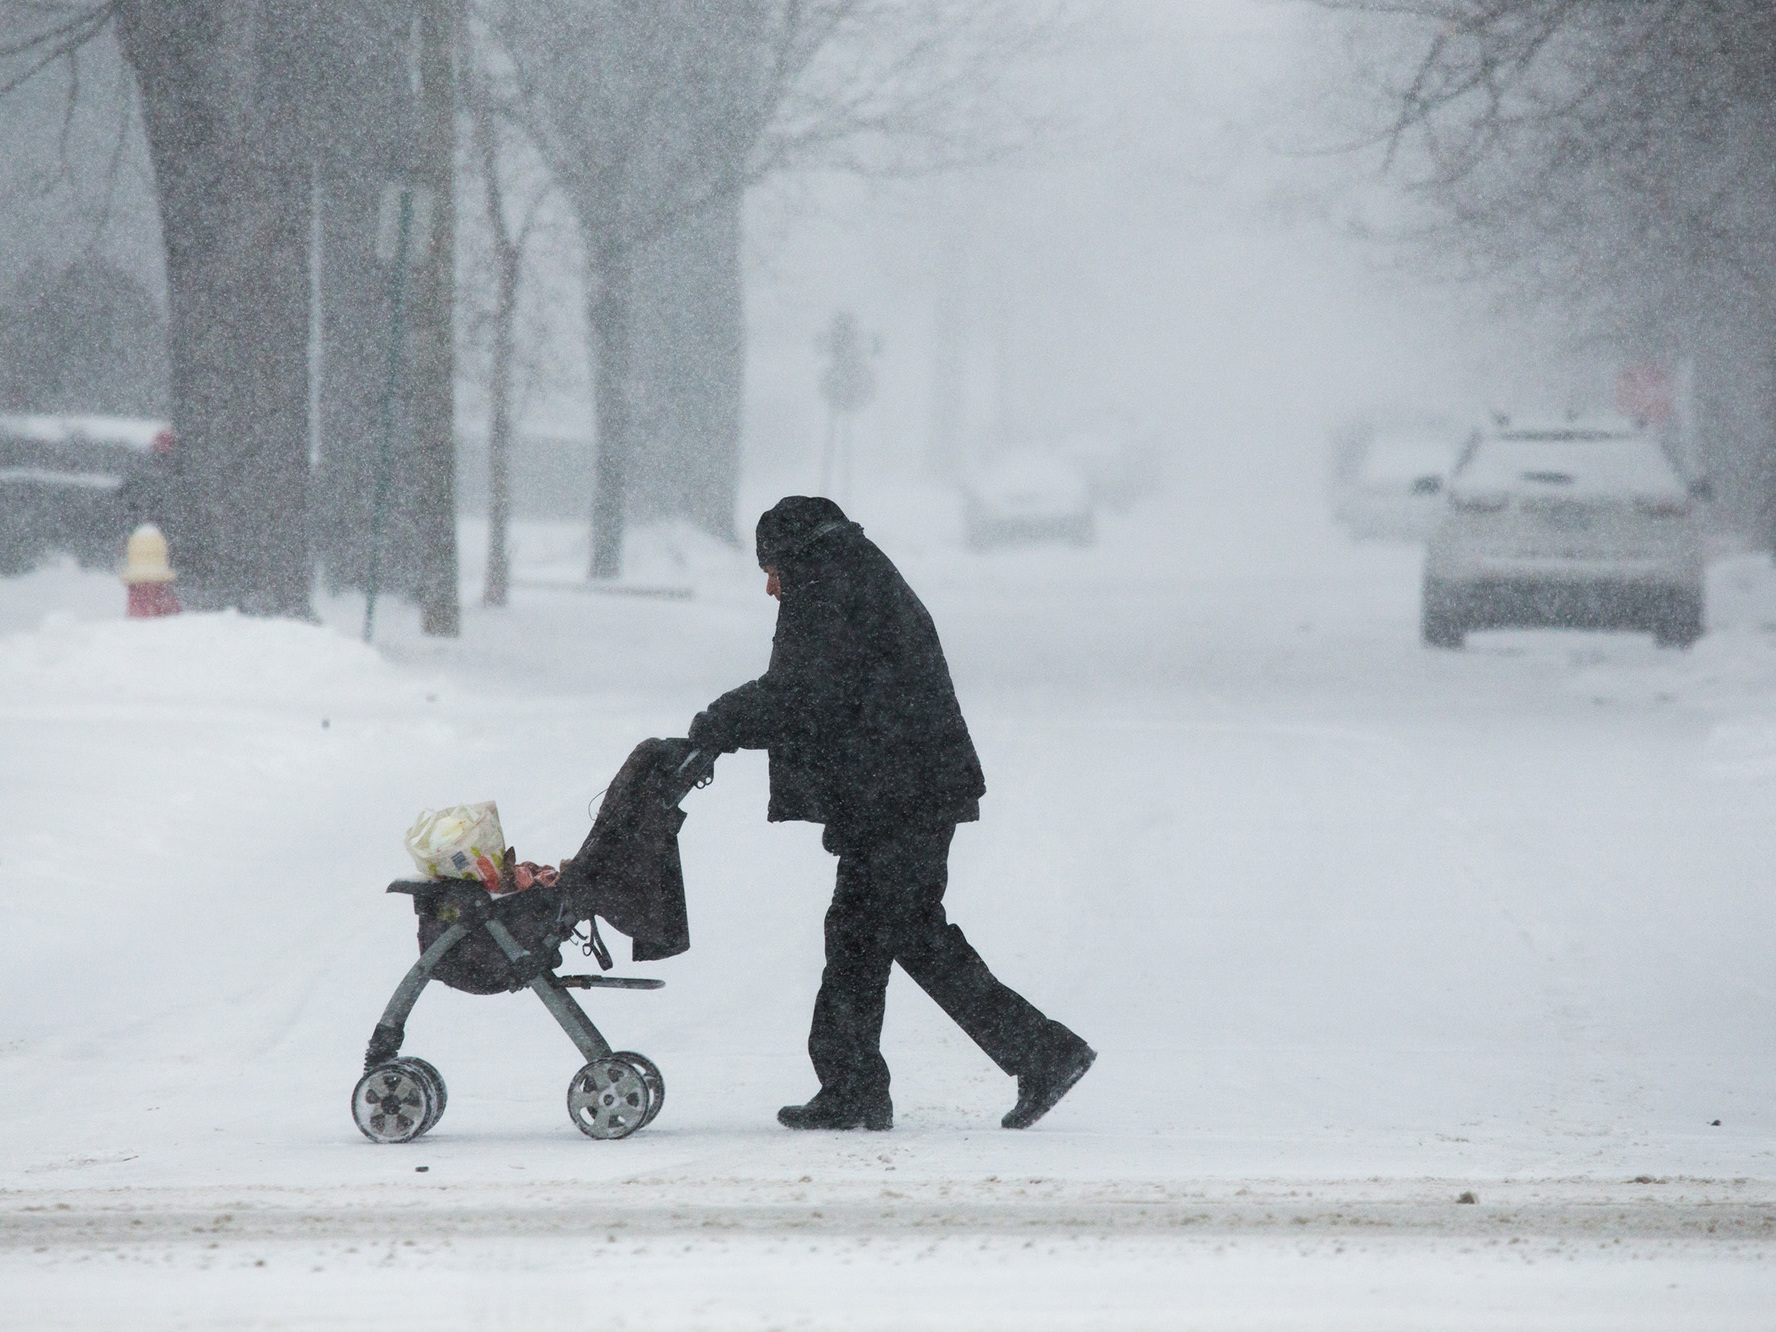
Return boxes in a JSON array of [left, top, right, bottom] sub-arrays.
[[0, 610, 444, 712], [1540, 555, 1776, 778]]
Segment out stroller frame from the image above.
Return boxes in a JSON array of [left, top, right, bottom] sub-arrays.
[[353, 877, 666, 1144]]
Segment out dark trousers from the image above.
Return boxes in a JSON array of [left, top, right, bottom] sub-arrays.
[[809, 824, 1058, 1103]]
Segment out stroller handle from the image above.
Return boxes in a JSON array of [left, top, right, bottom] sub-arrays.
[[662, 745, 717, 807]]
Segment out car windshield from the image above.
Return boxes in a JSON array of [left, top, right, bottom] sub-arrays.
[[1453, 435, 1685, 497]]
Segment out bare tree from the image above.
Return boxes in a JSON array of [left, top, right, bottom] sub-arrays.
[[307, 0, 461, 638], [482, 0, 1061, 577], [0, 1, 319, 612], [1316, 1, 1776, 525], [3, 2, 464, 628], [0, 9, 154, 287], [480, 1, 767, 575], [110, 0, 319, 617], [402, 0, 462, 636], [1323, 3, 1776, 300], [462, 50, 553, 606]]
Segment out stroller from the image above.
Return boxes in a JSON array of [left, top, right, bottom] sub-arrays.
[[351, 742, 711, 1144]]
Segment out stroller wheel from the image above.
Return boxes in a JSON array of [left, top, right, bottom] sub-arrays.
[[394, 1057, 447, 1134], [353, 1062, 434, 1143], [612, 1051, 664, 1127], [567, 1056, 651, 1140]]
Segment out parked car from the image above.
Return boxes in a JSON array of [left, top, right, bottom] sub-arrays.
[[1332, 428, 1461, 542], [0, 413, 173, 574], [962, 452, 1095, 549], [1421, 417, 1707, 649]]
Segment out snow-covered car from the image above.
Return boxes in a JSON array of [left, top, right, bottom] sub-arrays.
[[1332, 429, 1461, 542], [962, 453, 1095, 549], [1421, 418, 1707, 649], [0, 413, 174, 574]]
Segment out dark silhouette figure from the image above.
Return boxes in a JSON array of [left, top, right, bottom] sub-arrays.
[[690, 496, 1095, 1130]]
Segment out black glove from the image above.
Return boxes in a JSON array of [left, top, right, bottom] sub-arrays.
[[687, 708, 737, 756]]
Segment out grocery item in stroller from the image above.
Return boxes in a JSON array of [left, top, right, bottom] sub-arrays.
[[351, 740, 713, 1144]]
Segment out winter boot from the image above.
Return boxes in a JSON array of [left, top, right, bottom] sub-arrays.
[[1002, 1035, 1096, 1130], [777, 1088, 892, 1131]]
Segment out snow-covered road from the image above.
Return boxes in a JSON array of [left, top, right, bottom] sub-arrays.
[[2, 482, 1772, 1327], [4, 1177, 1770, 1331]]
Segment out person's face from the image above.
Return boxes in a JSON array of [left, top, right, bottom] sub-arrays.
[[765, 565, 781, 600]]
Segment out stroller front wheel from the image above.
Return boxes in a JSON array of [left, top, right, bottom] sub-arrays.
[[567, 1056, 652, 1139], [353, 1062, 436, 1143]]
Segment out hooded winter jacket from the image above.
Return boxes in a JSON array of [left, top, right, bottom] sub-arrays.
[[692, 497, 984, 840]]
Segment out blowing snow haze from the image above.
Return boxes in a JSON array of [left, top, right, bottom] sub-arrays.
[[0, 3, 1773, 1330], [743, 1, 1566, 540]]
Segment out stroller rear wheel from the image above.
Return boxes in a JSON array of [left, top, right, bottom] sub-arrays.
[[353, 1062, 435, 1143], [611, 1051, 664, 1127], [567, 1056, 652, 1139], [394, 1057, 447, 1134]]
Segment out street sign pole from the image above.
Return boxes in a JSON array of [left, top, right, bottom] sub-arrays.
[[816, 310, 877, 502]]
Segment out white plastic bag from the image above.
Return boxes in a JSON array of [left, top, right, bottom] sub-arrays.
[[405, 801, 506, 889]]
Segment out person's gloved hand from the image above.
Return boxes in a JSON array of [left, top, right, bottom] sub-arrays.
[[687, 708, 736, 756]]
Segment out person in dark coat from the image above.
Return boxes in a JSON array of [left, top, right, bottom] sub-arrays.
[[689, 496, 1095, 1130]]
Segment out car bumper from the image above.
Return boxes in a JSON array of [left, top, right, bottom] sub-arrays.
[[1426, 576, 1699, 631], [1429, 552, 1697, 582]]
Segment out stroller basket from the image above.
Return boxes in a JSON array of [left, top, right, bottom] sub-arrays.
[[351, 877, 665, 1145], [410, 876, 588, 996]]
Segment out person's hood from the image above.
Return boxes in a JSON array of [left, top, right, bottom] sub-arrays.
[[754, 496, 857, 572]]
